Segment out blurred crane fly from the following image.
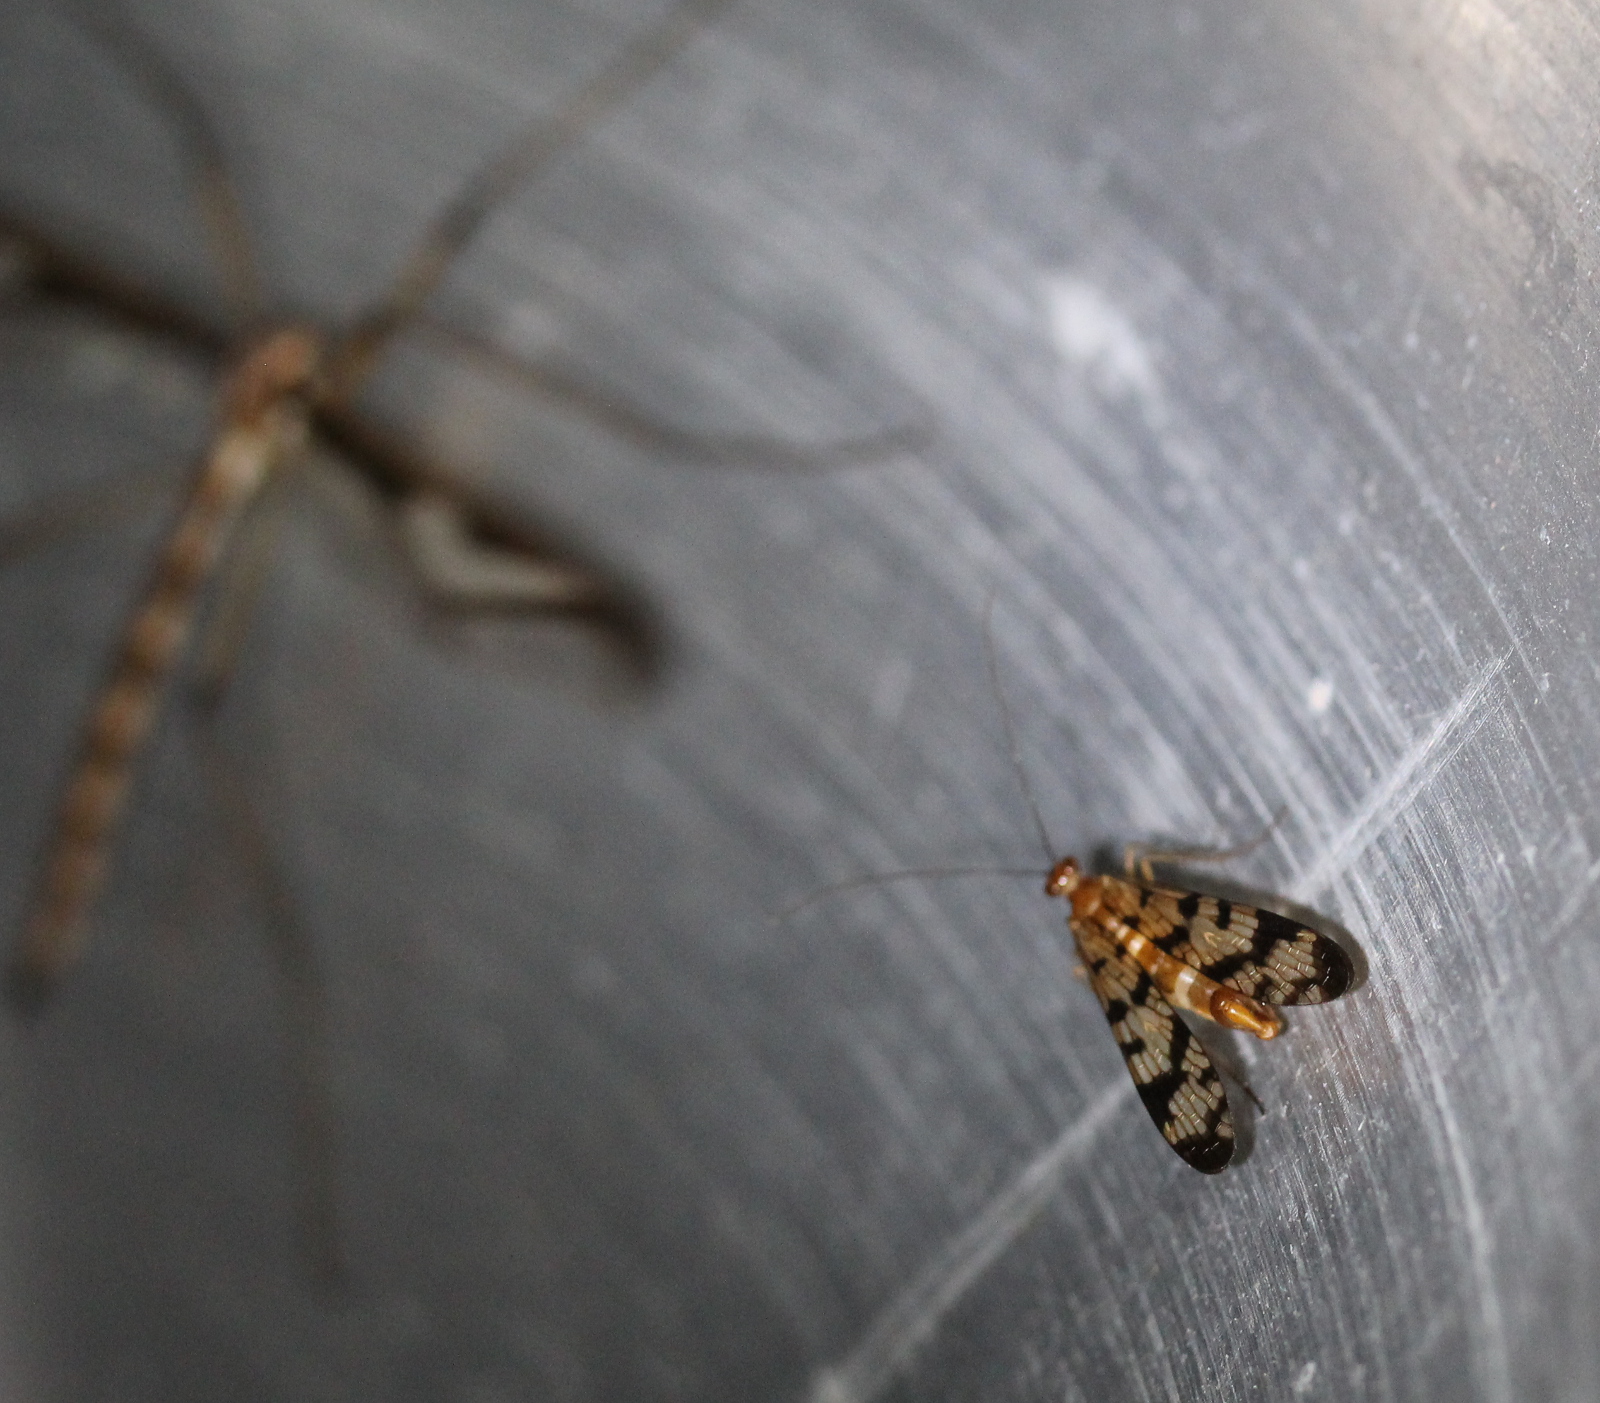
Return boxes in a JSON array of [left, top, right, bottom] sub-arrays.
[[1, 0, 917, 1278]]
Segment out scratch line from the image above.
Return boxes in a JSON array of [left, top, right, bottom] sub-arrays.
[[806, 1080, 1132, 1403], [1428, 1057, 1513, 1403], [1292, 652, 1508, 900]]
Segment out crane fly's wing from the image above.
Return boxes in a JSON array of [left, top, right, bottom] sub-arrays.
[[1071, 918, 1234, 1173], [310, 407, 665, 685], [1099, 876, 1353, 1008]]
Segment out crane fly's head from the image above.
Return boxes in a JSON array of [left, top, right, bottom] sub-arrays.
[[1044, 857, 1081, 899], [225, 325, 324, 426]]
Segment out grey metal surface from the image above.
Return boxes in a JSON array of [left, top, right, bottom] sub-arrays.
[[0, 0, 1596, 1399]]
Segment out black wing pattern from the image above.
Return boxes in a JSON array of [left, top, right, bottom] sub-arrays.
[[1071, 918, 1234, 1173], [1116, 880, 1352, 1007]]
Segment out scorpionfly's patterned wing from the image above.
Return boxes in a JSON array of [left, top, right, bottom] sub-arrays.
[[1070, 917, 1234, 1173], [1099, 876, 1353, 1008]]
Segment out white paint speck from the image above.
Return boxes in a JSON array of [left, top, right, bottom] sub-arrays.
[[1307, 679, 1334, 715], [1292, 1360, 1318, 1395], [1044, 274, 1160, 404]]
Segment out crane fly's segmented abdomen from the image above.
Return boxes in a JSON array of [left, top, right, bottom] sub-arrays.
[[9, 400, 306, 1004]]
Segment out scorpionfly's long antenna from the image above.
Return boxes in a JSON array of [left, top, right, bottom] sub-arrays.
[[772, 867, 1048, 923], [983, 590, 1056, 866]]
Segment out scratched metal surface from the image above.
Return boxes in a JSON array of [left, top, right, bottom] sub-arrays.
[[0, 0, 1595, 1399]]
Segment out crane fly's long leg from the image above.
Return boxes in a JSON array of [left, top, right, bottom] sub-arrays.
[[183, 697, 346, 1286], [409, 314, 929, 469], [180, 455, 353, 1287], [0, 214, 234, 567], [313, 406, 665, 682], [321, 0, 742, 405], [6, 340, 315, 1007], [67, 0, 264, 329], [0, 207, 230, 355], [188, 464, 306, 708]]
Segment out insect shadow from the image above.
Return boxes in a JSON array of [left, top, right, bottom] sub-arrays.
[[0, 0, 924, 1283], [779, 597, 1356, 1174]]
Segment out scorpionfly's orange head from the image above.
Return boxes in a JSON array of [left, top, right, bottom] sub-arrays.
[[1044, 857, 1081, 898]]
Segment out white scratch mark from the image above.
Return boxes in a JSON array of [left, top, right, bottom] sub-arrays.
[[1291, 652, 1509, 900], [806, 1080, 1133, 1403], [1238, 258, 1546, 705], [1550, 853, 1600, 939], [1145, 1309, 1184, 1403], [1428, 1058, 1513, 1403]]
